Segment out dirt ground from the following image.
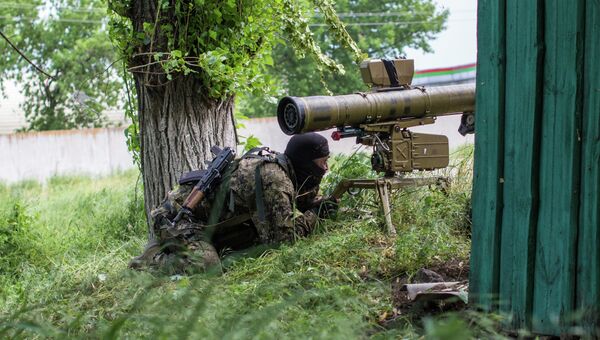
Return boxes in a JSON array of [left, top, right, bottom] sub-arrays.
[[380, 258, 470, 328]]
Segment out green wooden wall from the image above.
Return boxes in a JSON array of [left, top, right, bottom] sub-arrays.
[[470, 0, 600, 336]]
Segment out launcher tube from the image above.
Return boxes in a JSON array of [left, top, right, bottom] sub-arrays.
[[277, 83, 475, 135]]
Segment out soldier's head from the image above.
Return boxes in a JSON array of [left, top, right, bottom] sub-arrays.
[[284, 132, 330, 192]]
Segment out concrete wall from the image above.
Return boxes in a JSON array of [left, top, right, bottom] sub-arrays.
[[1, 116, 472, 183], [0, 128, 134, 183]]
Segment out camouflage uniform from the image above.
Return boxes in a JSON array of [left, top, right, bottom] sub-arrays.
[[139, 150, 320, 273], [228, 156, 319, 243]]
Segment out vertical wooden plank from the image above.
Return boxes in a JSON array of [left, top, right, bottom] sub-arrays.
[[532, 0, 584, 335], [498, 0, 543, 331], [577, 0, 600, 335], [469, 0, 505, 311]]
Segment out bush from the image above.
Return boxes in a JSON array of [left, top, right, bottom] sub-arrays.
[[0, 200, 42, 276]]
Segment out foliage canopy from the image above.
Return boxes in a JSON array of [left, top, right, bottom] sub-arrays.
[[105, 0, 364, 172], [0, 0, 122, 131]]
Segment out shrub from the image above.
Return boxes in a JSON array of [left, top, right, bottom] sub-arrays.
[[0, 200, 42, 276]]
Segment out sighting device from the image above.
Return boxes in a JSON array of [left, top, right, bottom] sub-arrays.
[[277, 58, 476, 235]]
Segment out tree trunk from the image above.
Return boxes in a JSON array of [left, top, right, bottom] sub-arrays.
[[135, 75, 237, 239], [126, 1, 237, 239]]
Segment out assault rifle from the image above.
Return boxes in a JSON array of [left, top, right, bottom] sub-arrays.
[[277, 58, 476, 235], [169, 146, 236, 226]]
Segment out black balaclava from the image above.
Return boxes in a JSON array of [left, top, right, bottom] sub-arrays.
[[284, 133, 330, 192]]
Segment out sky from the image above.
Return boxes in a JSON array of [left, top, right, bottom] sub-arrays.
[[0, 0, 478, 120], [406, 0, 477, 69]]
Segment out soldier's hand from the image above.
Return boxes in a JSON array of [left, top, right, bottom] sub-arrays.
[[316, 196, 339, 219]]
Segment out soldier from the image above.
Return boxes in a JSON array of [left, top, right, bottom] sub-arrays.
[[130, 132, 338, 273]]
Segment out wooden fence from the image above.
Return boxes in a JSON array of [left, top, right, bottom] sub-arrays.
[[470, 0, 599, 336]]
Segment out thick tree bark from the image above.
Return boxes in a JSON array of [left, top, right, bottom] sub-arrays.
[[135, 76, 236, 239]]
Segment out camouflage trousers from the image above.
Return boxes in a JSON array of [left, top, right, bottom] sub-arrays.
[[129, 220, 221, 274], [153, 218, 221, 274]]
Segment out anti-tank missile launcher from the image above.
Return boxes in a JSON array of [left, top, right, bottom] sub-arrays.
[[278, 58, 475, 175], [277, 58, 476, 235]]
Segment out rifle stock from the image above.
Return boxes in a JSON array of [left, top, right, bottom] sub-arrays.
[[182, 189, 206, 209]]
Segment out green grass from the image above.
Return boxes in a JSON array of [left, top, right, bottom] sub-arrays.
[[0, 147, 502, 339]]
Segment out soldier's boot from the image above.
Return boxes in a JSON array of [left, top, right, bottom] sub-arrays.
[[129, 239, 162, 269]]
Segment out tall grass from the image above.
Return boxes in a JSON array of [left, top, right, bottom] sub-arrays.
[[0, 171, 146, 305], [0, 147, 489, 339]]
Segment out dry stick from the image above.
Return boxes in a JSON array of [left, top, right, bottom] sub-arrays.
[[0, 30, 55, 80], [128, 60, 165, 72]]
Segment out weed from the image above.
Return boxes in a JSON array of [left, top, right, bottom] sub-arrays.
[[0, 200, 42, 276]]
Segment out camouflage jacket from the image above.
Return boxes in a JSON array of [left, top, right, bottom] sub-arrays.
[[151, 151, 320, 248]]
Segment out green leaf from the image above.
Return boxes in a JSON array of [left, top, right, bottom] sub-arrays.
[[171, 50, 183, 59], [142, 22, 154, 34], [212, 8, 222, 23], [242, 135, 262, 151], [263, 54, 273, 66]]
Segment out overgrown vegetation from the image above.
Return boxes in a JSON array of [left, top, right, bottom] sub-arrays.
[[0, 147, 503, 338]]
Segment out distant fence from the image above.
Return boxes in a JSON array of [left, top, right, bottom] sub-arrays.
[[0, 128, 134, 183], [0, 116, 472, 183]]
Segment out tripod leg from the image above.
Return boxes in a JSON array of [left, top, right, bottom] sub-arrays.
[[377, 181, 397, 236]]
